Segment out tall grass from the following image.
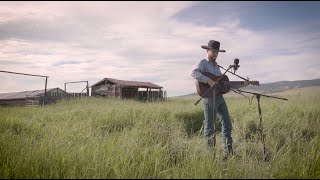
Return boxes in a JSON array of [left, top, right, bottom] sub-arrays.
[[0, 89, 319, 178]]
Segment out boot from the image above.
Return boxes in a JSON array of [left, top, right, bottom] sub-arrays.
[[207, 135, 216, 149], [222, 145, 233, 161]]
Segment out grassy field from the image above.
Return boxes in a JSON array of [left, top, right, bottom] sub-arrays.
[[0, 87, 319, 178]]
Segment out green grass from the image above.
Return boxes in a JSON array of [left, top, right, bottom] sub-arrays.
[[0, 88, 319, 179]]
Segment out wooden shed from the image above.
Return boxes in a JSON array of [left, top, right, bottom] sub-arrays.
[[91, 78, 166, 101], [0, 87, 66, 106]]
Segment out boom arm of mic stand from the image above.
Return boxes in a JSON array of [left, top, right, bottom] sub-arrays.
[[233, 89, 288, 101], [194, 65, 234, 106], [218, 65, 248, 81]]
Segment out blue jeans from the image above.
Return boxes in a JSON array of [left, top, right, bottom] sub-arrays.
[[202, 95, 233, 150]]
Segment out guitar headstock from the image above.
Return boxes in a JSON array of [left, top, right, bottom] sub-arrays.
[[249, 80, 260, 86]]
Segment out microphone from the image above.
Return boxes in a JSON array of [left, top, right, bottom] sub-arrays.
[[233, 58, 240, 73]]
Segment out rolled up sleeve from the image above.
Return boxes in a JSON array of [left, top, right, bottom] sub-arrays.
[[191, 59, 209, 83]]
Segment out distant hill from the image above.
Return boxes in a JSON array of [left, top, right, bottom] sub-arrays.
[[176, 78, 320, 97], [241, 78, 320, 93]]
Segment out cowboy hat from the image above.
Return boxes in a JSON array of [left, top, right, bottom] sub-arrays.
[[201, 40, 226, 53]]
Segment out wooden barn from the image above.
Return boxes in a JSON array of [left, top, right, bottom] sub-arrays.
[[91, 78, 166, 101], [0, 87, 67, 106]]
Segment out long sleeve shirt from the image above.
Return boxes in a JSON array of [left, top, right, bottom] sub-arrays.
[[191, 58, 250, 89], [191, 58, 222, 84]]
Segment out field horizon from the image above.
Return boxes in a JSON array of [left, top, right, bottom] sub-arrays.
[[0, 86, 319, 178]]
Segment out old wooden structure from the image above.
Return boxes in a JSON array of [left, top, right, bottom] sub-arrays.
[[91, 78, 166, 101], [0, 87, 88, 106]]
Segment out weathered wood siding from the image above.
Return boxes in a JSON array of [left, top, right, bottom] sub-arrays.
[[90, 79, 166, 101], [91, 80, 123, 98]]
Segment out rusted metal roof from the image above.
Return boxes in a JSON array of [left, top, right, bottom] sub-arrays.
[[0, 88, 64, 100], [91, 78, 163, 89]]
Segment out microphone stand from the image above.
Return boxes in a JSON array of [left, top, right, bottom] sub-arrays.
[[232, 86, 288, 161], [218, 64, 249, 81]]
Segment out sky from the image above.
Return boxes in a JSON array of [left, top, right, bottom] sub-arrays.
[[0, 1, 320, 97]]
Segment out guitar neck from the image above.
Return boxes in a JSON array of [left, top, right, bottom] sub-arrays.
[[226, 81, 258, 89]]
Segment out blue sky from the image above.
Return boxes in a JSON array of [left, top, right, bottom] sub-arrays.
[[175, 2, 320, 30], [0, 1, 319, 97]]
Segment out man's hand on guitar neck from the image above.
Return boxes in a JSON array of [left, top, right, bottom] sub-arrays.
[[243, 80, 260, 86], [207, 79, 215, 87]]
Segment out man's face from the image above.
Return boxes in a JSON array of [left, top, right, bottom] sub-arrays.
[[207, 49, 219, 61]]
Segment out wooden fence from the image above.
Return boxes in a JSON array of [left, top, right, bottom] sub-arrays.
[[26, 93, 88, 106], [23, 90, 167, 106], [137, 90, 167, 101]]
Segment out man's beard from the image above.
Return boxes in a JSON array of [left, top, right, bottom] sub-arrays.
[[207, 54, 217, 61], [209, 57, 217, 62]]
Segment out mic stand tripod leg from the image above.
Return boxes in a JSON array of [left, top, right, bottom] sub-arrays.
[[212, 86, 216, 149], [256, 95, 266, 161], [208, 86, 217, 159]]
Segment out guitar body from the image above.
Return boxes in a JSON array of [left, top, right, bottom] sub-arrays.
[[196, 72, 230, 97]]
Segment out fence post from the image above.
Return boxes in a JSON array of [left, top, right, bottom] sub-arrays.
[[44, 77, 48, 106]]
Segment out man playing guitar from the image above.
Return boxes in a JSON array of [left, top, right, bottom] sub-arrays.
[[191, 40, 253, 161]]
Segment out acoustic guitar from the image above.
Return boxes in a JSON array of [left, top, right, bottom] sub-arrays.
[[196, 72, 260, 97]]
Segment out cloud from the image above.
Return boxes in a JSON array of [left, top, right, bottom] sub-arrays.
[[52, 60, 86, 66], [0, 2, 319, 97]]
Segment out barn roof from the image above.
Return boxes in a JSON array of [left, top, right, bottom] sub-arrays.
[[0, 87, 64, 100], [91, 78, 163, 89]]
